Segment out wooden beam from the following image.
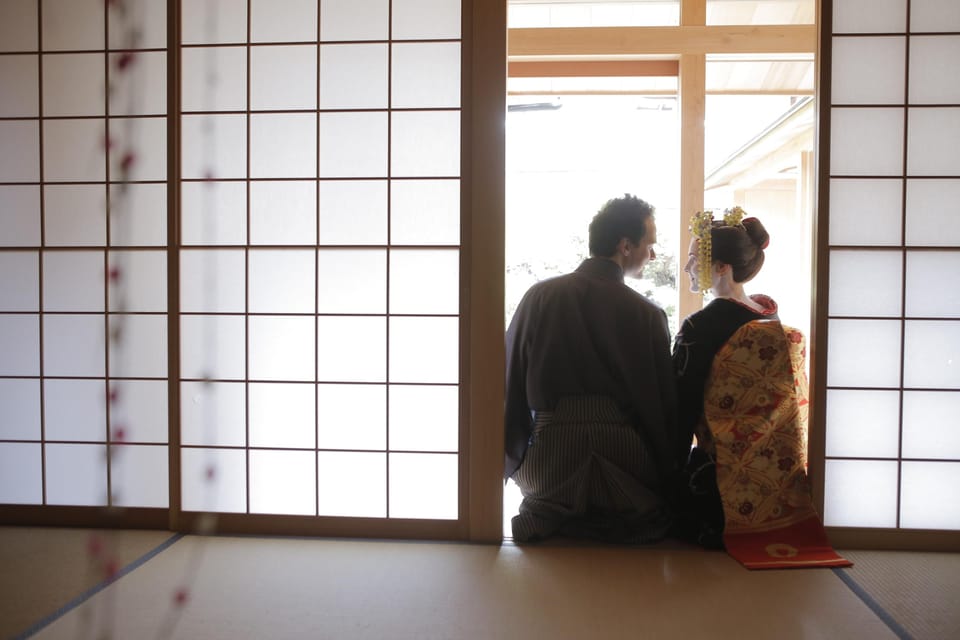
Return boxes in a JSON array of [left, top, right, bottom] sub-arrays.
[[509, 25, 816, 57], [678, 53, 706, 322], [509, 59, 678, 78]]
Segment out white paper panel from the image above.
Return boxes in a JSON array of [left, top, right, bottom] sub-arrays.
[[42, 53, 104, 117], [0, 379, 41, 440], [907, 108, 960, 176], [181, 46, 247, 112], [905, 180, 960, 246], [248, 250, 315, 313], [107, 251, 166, 312], [110, 444, 168, 507], [389, 249, 460, 315], [42, 119, 105, 183], [391, 111, 461, 177], [830, 108, 904, 176], [0, 315, 40, 376], [389, 452, 458, 519], [316, 249, 386, 314], [249, 382, 315, 448], [826, 319, 901, 388], [250, 181, 317, 245], [391, 43, 461, 108], [44, 185, 106, 246], [902, 391, 960, 459], [180, 181, 248, 245], [317, 180, 387, 245], [250, 113, 316, 179], [391, 180, 460, 246], [317, 452, 386, 517], [828, 250, 902, 317], [108, 380, 168, 444], [317, 316, 386, 383], [46, 443, 107, 506], [0, 56, 39, 116], [108, 314, 168, 378], [911, 0, 960, 32], [318, 112, 388, 178], [44, 379, 106, 442], [181, 114, 247, 179], [179, 315, 246, 380], [318, 44, 388, 110], [0, 0, 38, 52], [903, 321, 960, 389], [0, 186, 41, 246], [831, 37, 904, 105], [0, 251, 39, 311], [248, 316, 315, 381], [900, 462, 960, 529], [0, 121, 40, 182], [110, 117, 166, 182], [108, 51, 167, 116], [109, 183, 167, 247], [389, 317, 459, 384], [905, 252, 960, 317], [393, 0, 461, 40], [833, 0, 906, 33], [43, 314, 105, 377], [41, 0, 103, 51], [181, 447, 247, 512], [251, 45, 316, 110], [250, 0, 317, 43], [108, 0, 167, 50], [0, 443, 41, 504], [320, 0, 389, 41], [249, 449, 316, 515], [909, 36, 960, 104], [389, 385, 458, 452], [823, 459, 899, 527], [180, 381, 246, 447], [825, 390, 900, 458], [180, 249, 246, 313], [317, 384, 386, 450], [182, 0, 247, 45]]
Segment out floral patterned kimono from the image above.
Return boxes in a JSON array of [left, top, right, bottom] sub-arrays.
[[703, 320, 849, 568]]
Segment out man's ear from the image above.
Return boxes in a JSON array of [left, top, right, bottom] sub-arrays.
[[616, 237, 631, 257]]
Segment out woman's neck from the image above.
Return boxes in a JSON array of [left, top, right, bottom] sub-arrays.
[[712, 280, 762, 311]]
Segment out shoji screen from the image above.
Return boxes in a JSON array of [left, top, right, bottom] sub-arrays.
[[0, 0, 169, 510], [821, 0, 960, 536], [179, 0, 463, 521]]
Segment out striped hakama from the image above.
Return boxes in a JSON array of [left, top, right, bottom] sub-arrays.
[[511, 396, 672, 544]]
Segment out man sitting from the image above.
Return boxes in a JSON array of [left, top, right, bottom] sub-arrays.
[[504, 194, 679, 543]]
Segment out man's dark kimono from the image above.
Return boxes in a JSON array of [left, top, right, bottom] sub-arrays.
[[504, 257, 679, 542]]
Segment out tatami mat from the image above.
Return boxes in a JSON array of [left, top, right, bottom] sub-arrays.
[[2, 528, 915, 640], [837, 550, 960, 640], [0, 527, 176, 640]]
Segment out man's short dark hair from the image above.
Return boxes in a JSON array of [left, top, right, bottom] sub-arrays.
[[588, 194, 655, 257]]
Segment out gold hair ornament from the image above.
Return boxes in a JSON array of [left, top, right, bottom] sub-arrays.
[[723, 206, 746, 228], [690, 210, 714, 293]]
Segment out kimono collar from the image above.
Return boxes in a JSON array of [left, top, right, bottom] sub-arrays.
[[575, 257, 625, 283]]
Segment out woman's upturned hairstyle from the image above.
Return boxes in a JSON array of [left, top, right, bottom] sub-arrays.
[[711, 216, 769, 283], [588, 194, 655, 257]]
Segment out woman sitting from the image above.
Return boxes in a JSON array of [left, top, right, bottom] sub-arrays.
[[672, 208, 776, 548], [671, 208, 849, 569]]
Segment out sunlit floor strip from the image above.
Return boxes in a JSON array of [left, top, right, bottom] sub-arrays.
[[833, 567, 913, 640], [14, 533, 185, 640]]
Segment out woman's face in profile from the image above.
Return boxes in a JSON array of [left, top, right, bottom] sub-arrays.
[[684, 237, 701, 292]]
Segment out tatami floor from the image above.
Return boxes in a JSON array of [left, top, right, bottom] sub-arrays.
[[1, 527, 957, 640]]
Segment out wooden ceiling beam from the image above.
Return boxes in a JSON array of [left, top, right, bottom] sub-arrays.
[[508, 25, 816, 57], [508, 59, 679, 78]]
